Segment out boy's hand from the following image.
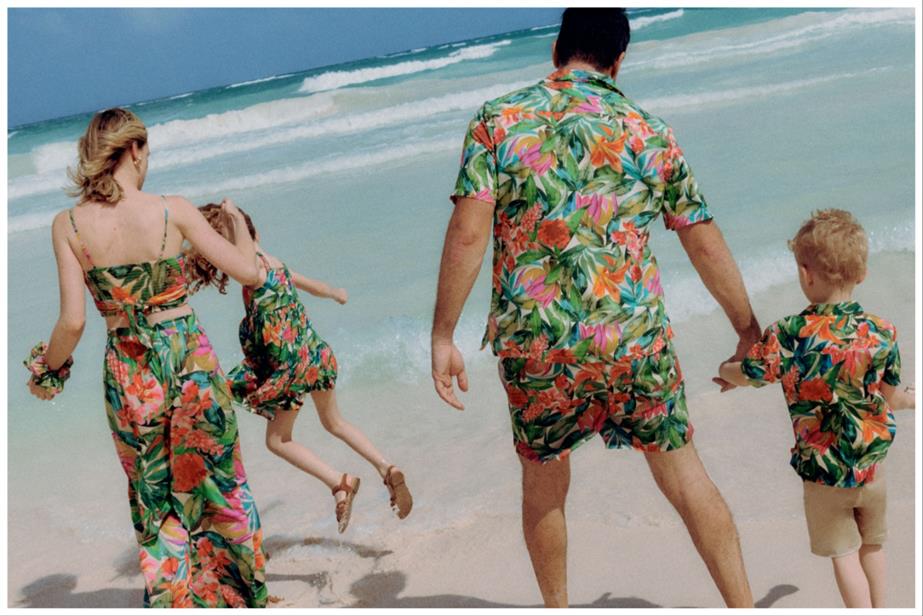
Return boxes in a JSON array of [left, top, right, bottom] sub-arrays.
[[713, 362, 737, 393], [332, 288, 348, 305], [715, 360, 751, 392], [713, 327, 761, 392]]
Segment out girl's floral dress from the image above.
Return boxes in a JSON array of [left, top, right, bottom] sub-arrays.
[[228, 255, 338, 420]]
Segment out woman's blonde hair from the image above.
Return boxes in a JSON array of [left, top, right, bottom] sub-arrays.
[[788, 209, 868, 286], [184, 203, 258, 295], [67, 108, 148, 204]]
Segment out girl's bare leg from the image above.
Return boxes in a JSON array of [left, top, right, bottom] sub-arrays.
[[264, 406, 353, 502], [310, 389, 394, 478]]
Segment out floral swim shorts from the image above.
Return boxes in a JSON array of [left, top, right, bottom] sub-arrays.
[[498, 340, 693, 463]]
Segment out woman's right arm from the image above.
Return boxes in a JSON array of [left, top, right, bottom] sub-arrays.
[[169, 196, 260, 286], [44, 211, 88, 369]]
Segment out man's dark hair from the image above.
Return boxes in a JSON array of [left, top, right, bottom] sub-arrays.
[[555, 8, 631, 71]]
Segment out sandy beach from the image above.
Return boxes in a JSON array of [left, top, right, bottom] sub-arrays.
[[6, 8, 916, 610], [8, 251, 916, 610]]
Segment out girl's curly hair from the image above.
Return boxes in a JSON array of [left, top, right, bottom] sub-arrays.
[[184, 203, 257, 295]]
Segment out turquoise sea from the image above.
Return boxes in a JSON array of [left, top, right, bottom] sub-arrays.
[[6, 7, 917, 606]]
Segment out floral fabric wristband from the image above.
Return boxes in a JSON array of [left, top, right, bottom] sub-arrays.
[[24, 341, 74, 395]]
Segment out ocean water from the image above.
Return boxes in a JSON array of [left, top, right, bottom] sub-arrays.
[[6, 8, 917, 604]]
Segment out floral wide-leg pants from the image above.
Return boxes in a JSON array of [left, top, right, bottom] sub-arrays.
[[103, 313, 268, 607]]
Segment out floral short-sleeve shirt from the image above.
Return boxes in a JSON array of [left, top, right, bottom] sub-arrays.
[[741, 301, 900, 487], [451, 68, 712, 364]]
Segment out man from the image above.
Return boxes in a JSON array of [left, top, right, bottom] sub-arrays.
[[431, 8, 758, 608]]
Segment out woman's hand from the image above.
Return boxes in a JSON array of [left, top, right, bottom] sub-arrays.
[[333, 288, 348, 305], [220, 197, 245, 222], [27, 378, 56, 401]]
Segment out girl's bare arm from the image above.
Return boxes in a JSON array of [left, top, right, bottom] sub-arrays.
[[291, 270, 347, 304]]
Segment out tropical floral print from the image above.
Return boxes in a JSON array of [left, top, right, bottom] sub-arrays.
[[741, 302, 901, 488], [452, 68, 711, 363], [228, 257, 338, 420], [69, 206, 189, 347], [24, 341, 73, 394], [499, 334, 692, 462], [104, 313, 268, 607]]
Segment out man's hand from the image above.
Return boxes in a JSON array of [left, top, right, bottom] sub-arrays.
[[432, 338, 468, 410]]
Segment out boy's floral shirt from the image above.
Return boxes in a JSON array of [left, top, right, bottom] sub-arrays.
[[741, 301, 901, 487], [452, 69, 712, 364]]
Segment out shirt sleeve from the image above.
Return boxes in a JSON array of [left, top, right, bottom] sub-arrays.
[[450, 108, 498, 206], [882, 332, 901, 386], [661, 126, 713, 231], [740, 322, 785, 387]]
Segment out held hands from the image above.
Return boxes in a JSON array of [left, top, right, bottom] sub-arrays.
[[431, 338, 468, 410], [713, 322, 761, 392]]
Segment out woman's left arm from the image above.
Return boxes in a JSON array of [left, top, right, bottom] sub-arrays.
[[28, 213, 87, 400]]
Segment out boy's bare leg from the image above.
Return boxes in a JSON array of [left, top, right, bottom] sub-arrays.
[[858, 544, 886, 607], [520, 455, 570, 608], [832, 551, 873, 608], [645, 442, 754, 607]]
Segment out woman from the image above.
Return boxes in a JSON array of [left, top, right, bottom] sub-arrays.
[[24, 108, 269, 608]]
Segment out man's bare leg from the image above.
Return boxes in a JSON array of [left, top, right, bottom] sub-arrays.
[[521, 455, 570, 608], [645, 442, 753, 607]]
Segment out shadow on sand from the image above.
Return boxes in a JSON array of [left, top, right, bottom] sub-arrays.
[[348, 570, 800, 609], [15, 533, 798, 609]]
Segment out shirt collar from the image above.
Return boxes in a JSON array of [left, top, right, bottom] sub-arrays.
[[801, 301, 864, 317], [546, 68, 623, 95]]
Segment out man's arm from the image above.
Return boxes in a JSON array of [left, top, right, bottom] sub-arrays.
[[431, 197, 494, 410], [677, 220, 761, 388]]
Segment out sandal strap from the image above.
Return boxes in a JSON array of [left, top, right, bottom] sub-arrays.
[[332, 473, 352, 496], [383, 465, 398, 486]]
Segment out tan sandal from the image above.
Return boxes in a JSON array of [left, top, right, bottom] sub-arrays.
[[383, 465, 412, 519], [332, 473, 360, 534]]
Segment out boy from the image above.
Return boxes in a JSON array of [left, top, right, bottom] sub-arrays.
[[718, 209, 914, 608]]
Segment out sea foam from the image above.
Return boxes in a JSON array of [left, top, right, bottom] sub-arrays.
[[298, 40, 512, 93]]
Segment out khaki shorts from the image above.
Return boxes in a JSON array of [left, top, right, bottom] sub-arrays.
[[803, 470, 887, 558]]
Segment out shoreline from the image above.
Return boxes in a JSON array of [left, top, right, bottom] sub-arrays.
[[7, 251, 916, 609]]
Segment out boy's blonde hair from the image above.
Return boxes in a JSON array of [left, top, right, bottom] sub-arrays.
[[788, 209, 868, 286]]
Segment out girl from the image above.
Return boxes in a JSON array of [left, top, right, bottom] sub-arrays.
[[185, 203, 412, 533]]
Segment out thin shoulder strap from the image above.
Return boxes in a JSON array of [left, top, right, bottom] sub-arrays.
[[67, 208, 94, 269], [158, 196, 169, 259]]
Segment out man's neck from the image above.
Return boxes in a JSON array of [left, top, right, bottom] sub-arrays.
[[558, 61, 616, 80]]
